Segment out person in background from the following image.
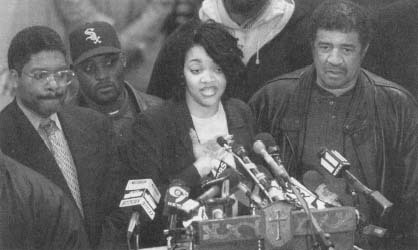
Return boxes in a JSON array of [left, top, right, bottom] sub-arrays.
[[0, 149, 90, 250], [362, 0, 418, 98], [249, 1, 418, 249], [0, 26, 124, 249], [126, 20, 255, 245], [55, 0, 174, 92], [148, 0, 318, 101], [69, 21, 162, 147], [163, 0, 203, 35]]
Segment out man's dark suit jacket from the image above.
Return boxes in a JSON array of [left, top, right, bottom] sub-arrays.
[[0, 100, 121, 249]]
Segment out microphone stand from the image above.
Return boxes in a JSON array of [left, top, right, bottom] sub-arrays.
[[127, 212, 141, 250], [217, 138, 274, 203], [290, 183, 335, 250], [133, 227, 141, 250], [127, 224, 141, 250], [230, 150, 273, 203], [270, 153, 335, 249]]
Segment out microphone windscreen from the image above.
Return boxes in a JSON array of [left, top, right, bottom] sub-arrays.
[[317, 147, 328, 158], [302, 170, 325, 192], [254, 133, 276, 148], [216, 136, 229, 147], [252, 140, 266, 155], [222, 168, 241, 189], [232, 143, 246, 157]]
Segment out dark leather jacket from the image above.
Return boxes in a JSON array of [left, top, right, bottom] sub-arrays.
[[249, 65, 418, 247], [77, 81, 162, 113]]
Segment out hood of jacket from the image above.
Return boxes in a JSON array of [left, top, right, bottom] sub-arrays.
[[199, 0, 295, 64]]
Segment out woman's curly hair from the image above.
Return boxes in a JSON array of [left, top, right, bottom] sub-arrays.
[[163, 19, 245, 101]]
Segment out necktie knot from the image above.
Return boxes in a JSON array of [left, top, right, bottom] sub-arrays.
[[39, 119, 58, 136]]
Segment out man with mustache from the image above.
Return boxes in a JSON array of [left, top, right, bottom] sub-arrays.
[[69, 22, 162, 147], [0, 26, 125, 249], [249, 0, 418, 249]]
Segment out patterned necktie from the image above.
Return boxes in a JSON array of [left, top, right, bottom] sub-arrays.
[[39, 119, 84, 216]]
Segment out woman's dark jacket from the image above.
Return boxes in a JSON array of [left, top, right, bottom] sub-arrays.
[[124, 97, 255, 245], [127, 98, 255, 189]]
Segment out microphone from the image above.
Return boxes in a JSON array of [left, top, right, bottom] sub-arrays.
[[287, 176, 322, 209], [253, 133, 290, 182], [235, 182, 264, 207], [217, 137, 281, 203], [209, 157, 233, 179], [318, 148, 393, 216], [216, 136, 231, 150], [197, 168, 241, 202], [123, 179, 161, 204], [164, 168, 244, 218], [127, 212, 140, 237], [303, 170, 342, 207], [119, 179, 161, 237], [201, 174, 230, 188], [163, 179, 197, 215], [231, 143, 273, 202], [203, 157, 265, 207]]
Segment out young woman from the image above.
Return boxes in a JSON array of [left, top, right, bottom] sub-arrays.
[[125, 21, 255, 245], [128, 19, 253, 191]]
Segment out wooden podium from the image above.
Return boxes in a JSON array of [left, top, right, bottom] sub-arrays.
[[142, 202, 357, 250], [191, 202, 357, 250]]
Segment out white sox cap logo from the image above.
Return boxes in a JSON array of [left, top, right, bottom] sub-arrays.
[[84, 28, 102, 44]]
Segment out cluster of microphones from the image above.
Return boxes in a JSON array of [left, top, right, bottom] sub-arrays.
[[119, 133, 393, 247]]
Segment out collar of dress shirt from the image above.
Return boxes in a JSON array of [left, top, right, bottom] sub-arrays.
[[16, 98, 63, 131]]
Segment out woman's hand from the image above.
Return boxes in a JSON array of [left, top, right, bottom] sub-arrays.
[[189, 129, 228, 177]]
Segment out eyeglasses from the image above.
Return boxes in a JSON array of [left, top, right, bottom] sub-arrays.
[[23, 69, 75, 85]]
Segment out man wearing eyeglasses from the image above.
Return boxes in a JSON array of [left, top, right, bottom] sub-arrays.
[[69, 22, 162, 147], [0, 26, 124, 249]]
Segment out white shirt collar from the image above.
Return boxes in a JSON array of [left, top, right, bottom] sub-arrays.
[[16, 98, 62, 131]]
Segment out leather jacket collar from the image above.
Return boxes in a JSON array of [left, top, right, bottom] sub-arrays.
[[280, 65, 382, 189]]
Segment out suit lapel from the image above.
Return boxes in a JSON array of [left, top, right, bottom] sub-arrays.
[[6, 101, 72, 196], [58, 108, 102, 208]]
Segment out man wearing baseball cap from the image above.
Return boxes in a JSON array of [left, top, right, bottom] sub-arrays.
[[69, 21, 162, 146]]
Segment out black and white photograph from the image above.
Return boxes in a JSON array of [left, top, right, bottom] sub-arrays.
[[0, 0, 417, 249]]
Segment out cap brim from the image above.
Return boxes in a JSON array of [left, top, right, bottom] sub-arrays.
[[73, 46, 121, 64]]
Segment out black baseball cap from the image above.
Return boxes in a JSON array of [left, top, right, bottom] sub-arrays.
[[69, 21, 121, 64]]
